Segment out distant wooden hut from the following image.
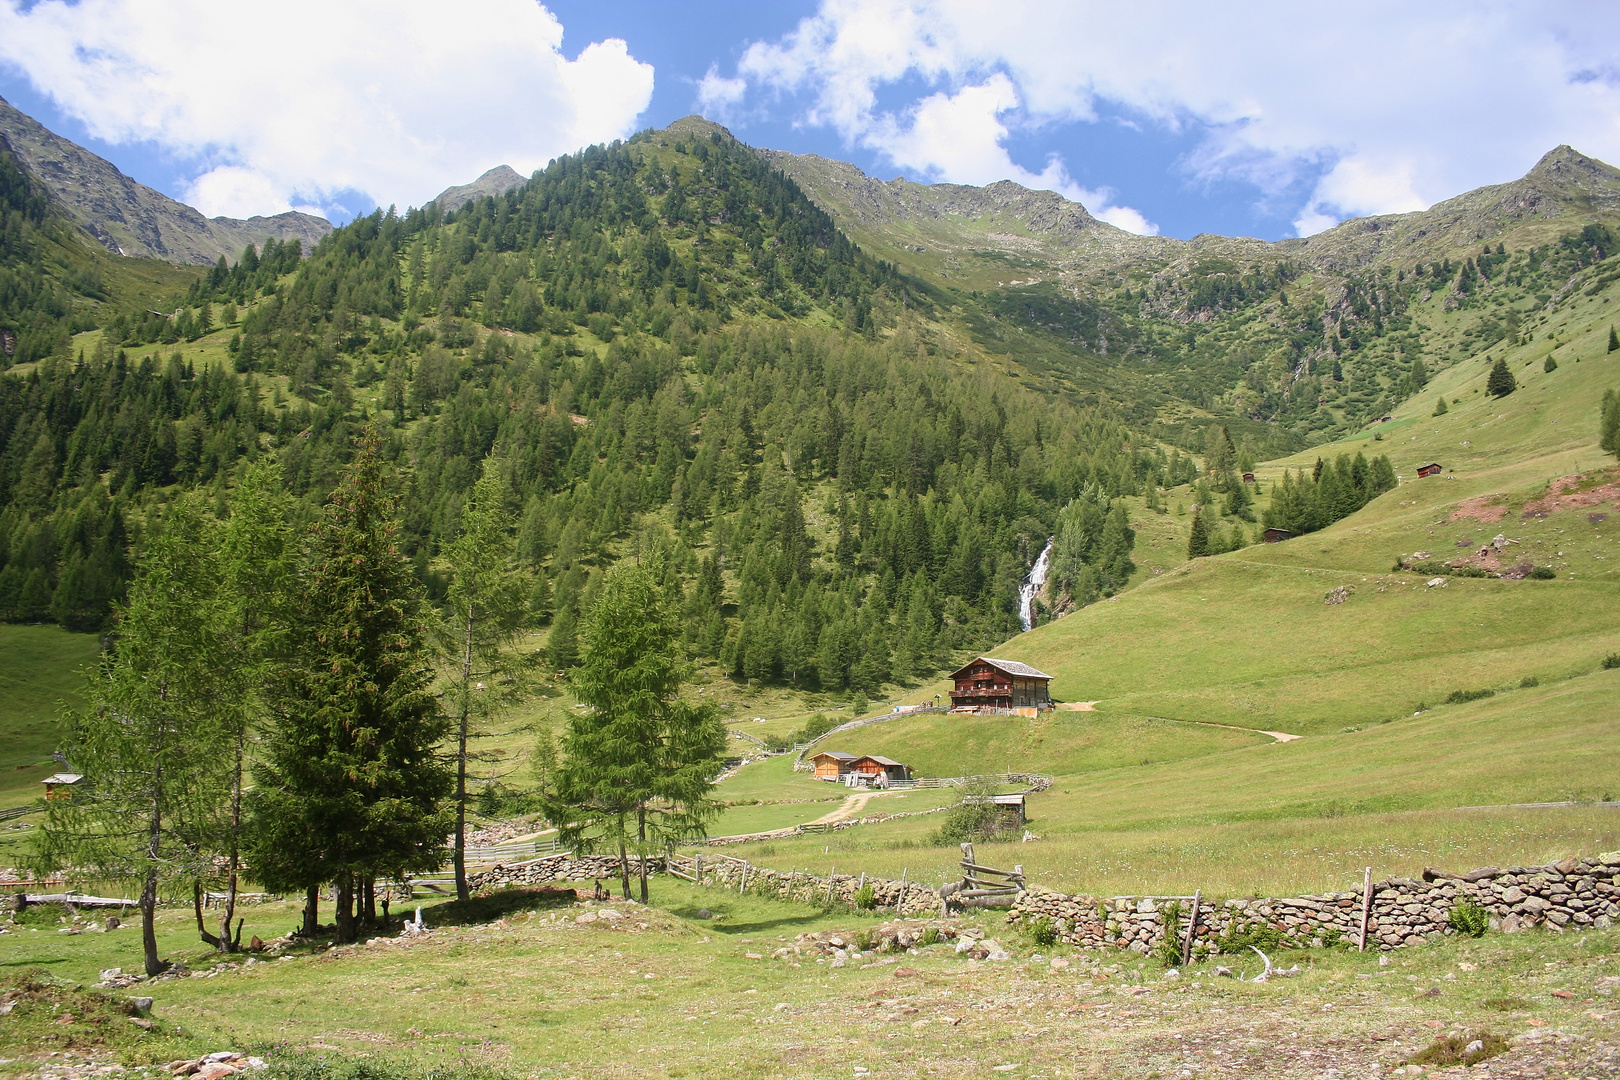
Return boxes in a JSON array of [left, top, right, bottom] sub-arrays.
[[849, 756, 911, 784], [42, 773, 82, 800], [1416, 462, 1444, 478], [809, 751, 857, 781], [1242, 471, 1255, 483], [1262, 527, 1293, 544]]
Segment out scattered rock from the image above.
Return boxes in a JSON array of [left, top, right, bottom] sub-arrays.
[[893, 966, 918, 978]]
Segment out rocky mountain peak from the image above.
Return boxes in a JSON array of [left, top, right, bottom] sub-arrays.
[[431, 164, 527, 212]]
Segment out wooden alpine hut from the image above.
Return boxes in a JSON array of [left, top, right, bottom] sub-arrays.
[[1416, 462, 1444, 478], [948, 658, 1054, 713]]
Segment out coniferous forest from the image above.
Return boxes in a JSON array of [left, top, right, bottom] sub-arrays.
[[0, 128, 1162, 700]]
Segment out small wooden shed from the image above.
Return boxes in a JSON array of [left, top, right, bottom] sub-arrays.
[[42, 773, 82, 800], [809, 751, 857, 781], [1416, 462, 1444, 478], [1262, 527, 1293, 544], [1242, 471, 1256, 483]]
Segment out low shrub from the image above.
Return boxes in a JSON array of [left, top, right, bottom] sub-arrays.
[[1023, 916, 1059, 949], [1215, 922, 1285, 955], [1519, 675, 1540, 688], [1528, 565, 1556, 579], [1603, 653, 1620, 670], [854, 883, 876, 910], [1448, 898, 1490, 937], [1444, 688, 1496, 704], [855, 929, 875, 951], [1152, 900, 1185, 967], [1403, 1030, 1510, 1069]]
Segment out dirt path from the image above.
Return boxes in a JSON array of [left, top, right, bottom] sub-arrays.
[[1060, 701, 1300, 742], [803, 791, 886, 826]]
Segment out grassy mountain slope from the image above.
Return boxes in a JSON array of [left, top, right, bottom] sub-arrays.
[[0, 95, 330, 265]]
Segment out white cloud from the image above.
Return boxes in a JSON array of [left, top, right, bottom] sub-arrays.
[[696, 65, 749, 121], [0, 0, 654, 219], [719, 0, 1620, 235]]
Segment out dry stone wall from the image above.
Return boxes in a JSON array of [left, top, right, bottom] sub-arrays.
[[461, 851, 1619, 956], [1008, 854, 1620, 956]]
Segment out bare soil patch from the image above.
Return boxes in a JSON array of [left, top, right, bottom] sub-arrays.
[[1520, 471, 1620, 519]]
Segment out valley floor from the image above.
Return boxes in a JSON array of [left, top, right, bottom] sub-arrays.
[[1, 884, 1618, 1079]]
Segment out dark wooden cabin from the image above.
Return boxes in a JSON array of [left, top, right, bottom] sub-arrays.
[[948, 657, 1053, 711], [1416, 462, 1444, 478], [1262, 527, 1294, 543]]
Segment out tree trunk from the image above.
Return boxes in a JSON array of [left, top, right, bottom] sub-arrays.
[[334, 873, 355, 944], [218, 721, 246, 952], [637, 804, 649, 904], [140, 865, 164, 977], [192, 881, 222, 948], [454, 616, 472, 902], [616, 829, 631, 900], [363, 877, 377, 926], [302, 885, 319, 936]]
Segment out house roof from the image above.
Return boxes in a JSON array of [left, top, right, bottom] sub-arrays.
[[1418, 462, 1443, 469], [853, 755, 907, 768], [43, 773, 82, 785], [809, 751, 857, 763], [949, 657, 1053, 681]]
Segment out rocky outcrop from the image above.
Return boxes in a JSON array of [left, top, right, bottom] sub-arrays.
[[0, 94, 330, 265], [431, 164, 527, 212]]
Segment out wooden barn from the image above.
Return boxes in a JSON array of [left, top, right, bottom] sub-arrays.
[[1242, 471, 1255, 483], [1262, 527, 1294, 544], [849, 756, 910, 784], [948, 658, 1053, 712], [1416, 462, 1444, 478], [808, 751, 857, 781]]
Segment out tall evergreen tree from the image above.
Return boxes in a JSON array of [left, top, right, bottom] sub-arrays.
[[1486, 356, 1517, 397], [1609, 325, 1618, 352], [1187, 509, 1211, 559], [248, 430, 452, 943], [1602, 388, 1620, 458], [545, 561, 726, 902]]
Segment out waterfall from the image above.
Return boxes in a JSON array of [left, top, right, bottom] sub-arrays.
[[1019, 537, 1054, 632]]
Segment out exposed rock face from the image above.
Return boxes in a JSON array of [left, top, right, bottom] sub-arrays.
[[0, 95, 330, 265], [431, 164, 527, 212]]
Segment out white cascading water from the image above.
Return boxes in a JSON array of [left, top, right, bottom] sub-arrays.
[[1018, 538, 1054, 632]]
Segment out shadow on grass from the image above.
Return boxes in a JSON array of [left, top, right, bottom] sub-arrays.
[[664, 905, 837, 935], [418, 887, 578, 928]]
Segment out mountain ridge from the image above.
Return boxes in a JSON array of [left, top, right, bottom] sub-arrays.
[[0, 94, 331, 266], [431, 164, 527, 212]]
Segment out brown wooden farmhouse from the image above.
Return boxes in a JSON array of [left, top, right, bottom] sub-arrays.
[[809, 751, 857, 780], [1416, 462, 1444, 478], [948, 657, 1054, 711], [808, 751, 911, 784]]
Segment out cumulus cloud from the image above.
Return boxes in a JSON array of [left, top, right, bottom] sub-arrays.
[[0, 0, 654, 219], [719, 0, 1620, 235]]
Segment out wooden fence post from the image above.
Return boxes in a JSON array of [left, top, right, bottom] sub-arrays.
[[825, 867, 837, 906], [694, 853, 703, 887], [1180, 890, 1202, 968], [1358, 867, 1373, 952], [738, 862, 750, 895]]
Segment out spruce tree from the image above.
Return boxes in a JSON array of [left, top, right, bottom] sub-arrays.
[[1486, 356, 1517, 397], [1544, 355, 1558, 373], [249, 431, 452, 943], [1609, 326, 1618, 352], [545, 562, 726, 901], [1434, 397, 1448, 416], [1187, 510, 1211, 559]]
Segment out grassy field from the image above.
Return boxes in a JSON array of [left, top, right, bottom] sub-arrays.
[[1, 883, 1615, 1078], [0, 625, 100, 809]]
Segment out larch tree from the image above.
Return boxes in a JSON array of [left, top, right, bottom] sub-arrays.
[[439, 458, 533, 902], [35, 497, 233, 976], [211, 461, 294, 950], [545, 561, 727, 902], [249, 430, 452, 944]]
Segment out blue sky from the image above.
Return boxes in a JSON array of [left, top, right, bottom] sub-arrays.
[[3, 2, 1620, 241]]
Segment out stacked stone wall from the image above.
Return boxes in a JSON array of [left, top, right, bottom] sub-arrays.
[[1007, 855, 1620, 955]]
